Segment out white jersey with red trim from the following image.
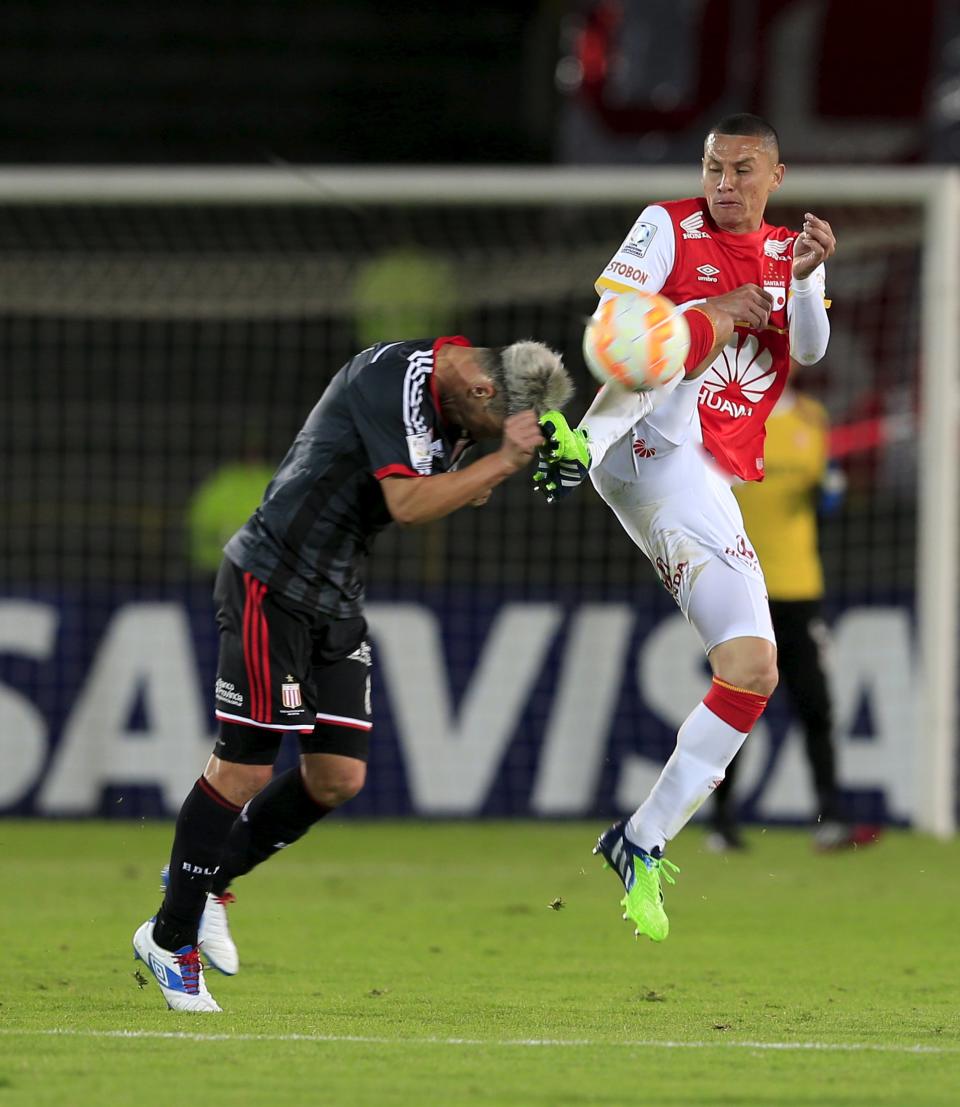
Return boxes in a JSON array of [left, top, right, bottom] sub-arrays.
[[596, 196, 811, 482]]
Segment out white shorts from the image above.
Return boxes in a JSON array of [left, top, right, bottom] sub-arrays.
[[591, 441, 775, 655]]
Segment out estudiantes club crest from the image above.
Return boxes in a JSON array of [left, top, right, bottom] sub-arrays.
[[281, 676, 302, 709]]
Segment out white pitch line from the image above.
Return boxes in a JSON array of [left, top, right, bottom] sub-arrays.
[[0, 1028, 956, 1056]]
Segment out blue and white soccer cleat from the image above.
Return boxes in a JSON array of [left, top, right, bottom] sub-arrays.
[[593, 820, 679, 942], [133, 918, 222, 1012], [160, 865, 239, 976]]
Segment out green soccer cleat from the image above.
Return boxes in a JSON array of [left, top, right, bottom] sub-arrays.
[[533, 411, 591, 503], [539, 410, 591, 469], [594, 820, 680, 942], [620, 856, 679, 942]]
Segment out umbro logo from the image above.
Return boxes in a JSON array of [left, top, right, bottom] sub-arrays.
[[763, 238, 791, 259], [680, 211, 710, 239], [696, 263, 720, 283], [148, 952, 170, 988]]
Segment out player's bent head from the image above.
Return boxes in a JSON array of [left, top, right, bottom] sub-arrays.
[[484, 341, 572, 418], [440, 340, 571, 439], [705, 113, 780, 162]]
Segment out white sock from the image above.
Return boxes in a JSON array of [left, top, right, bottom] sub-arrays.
[[625, 702, 749, 854]]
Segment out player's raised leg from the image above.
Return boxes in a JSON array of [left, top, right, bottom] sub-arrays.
[[597, 556, 776, 940]]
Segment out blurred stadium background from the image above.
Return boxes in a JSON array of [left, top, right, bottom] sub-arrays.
[[1, 0, 958, 835]]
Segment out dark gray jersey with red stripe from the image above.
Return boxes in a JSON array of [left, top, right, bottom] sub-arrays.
[[225, 338, 465, 617]]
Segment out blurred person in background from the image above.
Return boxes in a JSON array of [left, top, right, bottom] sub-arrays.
[[709, 382, 881, 853], [352, 248, 457, 350], [134, 334, 573, 1012], [187, 457, 277, 579]]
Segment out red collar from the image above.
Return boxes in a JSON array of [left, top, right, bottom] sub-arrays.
[[430, 336, 472, 427], [432, 335, 472, 356]]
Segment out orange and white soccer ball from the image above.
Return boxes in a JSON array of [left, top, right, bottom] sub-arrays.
[[583, 291, 690, 392]]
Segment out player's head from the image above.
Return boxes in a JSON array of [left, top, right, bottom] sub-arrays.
[[440, 340, 572, 439], [702, 113, 784, 233]]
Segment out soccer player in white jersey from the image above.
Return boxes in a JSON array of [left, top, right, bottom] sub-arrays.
[[536, 113, 836, 941]]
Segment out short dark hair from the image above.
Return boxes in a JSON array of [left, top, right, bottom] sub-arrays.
[[706, 113, 780, 159]]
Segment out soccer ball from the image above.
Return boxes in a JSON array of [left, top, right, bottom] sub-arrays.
[[583, 291, 690, 392]]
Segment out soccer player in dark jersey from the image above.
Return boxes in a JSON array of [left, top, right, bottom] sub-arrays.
[[133, 335, 573, 1011]]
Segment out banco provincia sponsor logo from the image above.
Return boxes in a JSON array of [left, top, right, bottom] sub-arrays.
[[215, 678, 244, 707], [679, 211, 710, 239], [698, 335, 776, 419]]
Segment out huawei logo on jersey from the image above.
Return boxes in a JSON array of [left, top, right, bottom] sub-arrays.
[[698, 335, 776, 419], [679, 211, 710, 239], [632, 437, 656, 458]]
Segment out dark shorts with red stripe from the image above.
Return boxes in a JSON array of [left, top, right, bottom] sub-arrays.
[[211, 558, 372, 765]]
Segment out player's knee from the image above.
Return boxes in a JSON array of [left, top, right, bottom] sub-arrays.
[[727, 658, 777, 697], [733, 658, 778, 698], [203, 758, 272, 807], [301, 760, 366, 808], [713, 643, 778, 698], [754, 661, 779, 698]]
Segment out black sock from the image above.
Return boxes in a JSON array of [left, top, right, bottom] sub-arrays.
[[817, 788, 842, 823], [210, 767, 331, 896], [153, 777, 242, 951]]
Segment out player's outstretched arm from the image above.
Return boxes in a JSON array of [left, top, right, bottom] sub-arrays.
[[381, 411, 543, 526]]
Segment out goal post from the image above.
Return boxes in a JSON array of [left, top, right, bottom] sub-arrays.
[[917, 169, 960, 837], [0, 165, 956, 833]]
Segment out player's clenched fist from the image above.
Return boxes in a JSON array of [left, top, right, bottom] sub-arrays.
[[498, 410, 547, 471], [793, 212, 836, 279], [708, 284, 773, 329]]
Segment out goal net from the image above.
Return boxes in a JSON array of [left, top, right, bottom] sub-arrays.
[[1, 167, 956, 833]]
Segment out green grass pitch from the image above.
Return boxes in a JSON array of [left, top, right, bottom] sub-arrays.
[[1, 820, 959, 1106]]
